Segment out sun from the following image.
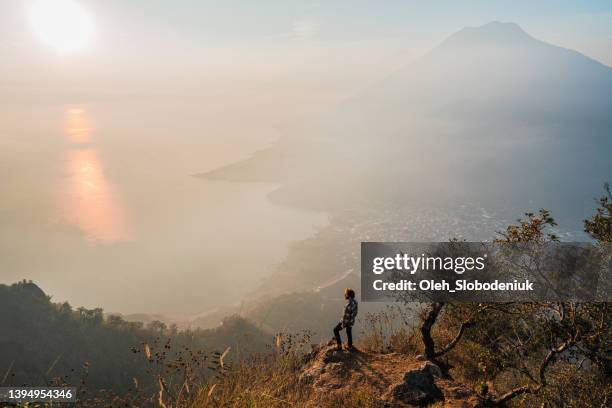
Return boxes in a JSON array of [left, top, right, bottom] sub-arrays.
[[29, 0, 93, 54]]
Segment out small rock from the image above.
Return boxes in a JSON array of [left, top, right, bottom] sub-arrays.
[[403, 370, 433, 390], [422, 361, 443, 378], [383, 362, 444, 405], [386, 382, 430, 405]]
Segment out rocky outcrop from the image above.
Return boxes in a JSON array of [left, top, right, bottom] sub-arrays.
[[299, 343, 482, 407], [382, 361, 444, 406]]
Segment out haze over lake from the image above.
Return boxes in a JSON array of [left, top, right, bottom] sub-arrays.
[[0, 98, 328, 314], [2, 0, 611, 320]]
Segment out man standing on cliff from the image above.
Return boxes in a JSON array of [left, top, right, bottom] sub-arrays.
[[333, 288, 358, 351]]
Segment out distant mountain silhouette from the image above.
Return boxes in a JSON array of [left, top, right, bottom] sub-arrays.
[[345, 21, 612, 124], [202, 22, 611, 232], [441, 21, 536, 46]]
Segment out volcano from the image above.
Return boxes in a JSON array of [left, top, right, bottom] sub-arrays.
[[203, 22, 612, 234]]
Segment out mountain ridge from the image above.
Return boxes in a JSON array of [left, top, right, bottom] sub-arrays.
[[350, 21, 612, 123], [436, 21, 610, 69], [200, 22, 610, 220]]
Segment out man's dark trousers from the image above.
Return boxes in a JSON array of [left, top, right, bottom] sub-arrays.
[[333, 323, 352, 347]]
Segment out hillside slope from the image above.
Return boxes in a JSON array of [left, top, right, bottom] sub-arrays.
[[0, 281, 269, 394], [298, 343, 481, 407]]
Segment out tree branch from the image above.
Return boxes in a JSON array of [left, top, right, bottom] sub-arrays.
[[434, 304, 490, 358], [491, 335, 575, 405], [493, 385, 531, 405]]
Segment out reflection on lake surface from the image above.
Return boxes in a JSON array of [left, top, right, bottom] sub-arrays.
[[60, 107, 132, 243], [0, 101, 327, 314], [65, 108, 93, 144]]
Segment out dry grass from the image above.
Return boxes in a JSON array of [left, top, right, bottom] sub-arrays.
[[155, 331, 320, 408], [359, 305, 420, 354], [71, 307, 486, 407]]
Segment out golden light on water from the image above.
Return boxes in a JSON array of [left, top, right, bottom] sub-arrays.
[[60, 107, 132, 243], [65, 108, 93, 144]]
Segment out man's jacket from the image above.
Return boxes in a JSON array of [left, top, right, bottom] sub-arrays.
[[341, 298, 358, 328]]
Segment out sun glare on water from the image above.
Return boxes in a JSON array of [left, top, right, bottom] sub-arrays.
[[60, 107, 132, 244], [29, 0, 93, 54]]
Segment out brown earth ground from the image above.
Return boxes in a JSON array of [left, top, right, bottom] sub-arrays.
[[300, 344, 481, 407]]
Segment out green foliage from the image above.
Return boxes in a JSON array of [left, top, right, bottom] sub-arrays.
[[0, 281, 269, 399], [584, 182, 612, 243], [405, 186, 612, 406], [495, 208, 558, 243], [0, 280, 147, 393]]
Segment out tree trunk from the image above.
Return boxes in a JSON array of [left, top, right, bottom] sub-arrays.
[[421, 302, 444, 360]]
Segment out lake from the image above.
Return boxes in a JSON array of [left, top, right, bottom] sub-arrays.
[[0, 99, 328, 314]]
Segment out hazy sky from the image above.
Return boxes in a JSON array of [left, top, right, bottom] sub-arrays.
[[1, 0, 611, 85], [1, 1, 611, 314]]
